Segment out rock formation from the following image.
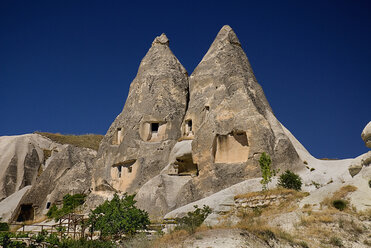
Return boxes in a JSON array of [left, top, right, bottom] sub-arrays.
[[92, 26, 305, 218], [0, 134, 60, 201], [362, 121, 371, 148], [14, 145, 96, 221], [92, 33, 189, 195]]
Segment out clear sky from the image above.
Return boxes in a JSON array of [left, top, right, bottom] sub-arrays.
[[1, 0, 370, 159]]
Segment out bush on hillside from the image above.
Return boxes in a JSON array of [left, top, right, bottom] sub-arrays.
[[87, 193, 150, 238], [278, 170, 303, 191], [332, 199, 347, 211], [175, 205, 212, 234], [46, 194, 86, 221]]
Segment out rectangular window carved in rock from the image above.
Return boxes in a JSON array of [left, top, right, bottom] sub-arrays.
[[213, 131, 250, 164], [140, 122, 167, 142], [117, 165, 122, 178], [151, 123, 159, 133], [113, 127, 124, 145]]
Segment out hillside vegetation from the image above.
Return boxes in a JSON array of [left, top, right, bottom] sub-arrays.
[[34, 131, 103, 151]]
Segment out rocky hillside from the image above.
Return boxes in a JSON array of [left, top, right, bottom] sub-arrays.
[[0, 25, 369, 248]]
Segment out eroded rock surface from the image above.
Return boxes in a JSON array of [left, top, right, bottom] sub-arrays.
[[91, 26, 305, 218], [362, 121, 371, 148], [92, 33, 189, 196], [0, 134, 61, 201], [14, 145, 96, 220], [179, 25, 303, 201]]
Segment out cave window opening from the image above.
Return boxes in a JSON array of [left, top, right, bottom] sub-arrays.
[[46, 202, 51, 209], [151, 123, 159, 133], [128, 166, 132, 173], [117, 165, 122, 178], [205, 106, 210, 111], [185, 120, 193, 136]]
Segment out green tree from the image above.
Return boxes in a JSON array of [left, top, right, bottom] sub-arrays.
[[278, 170, 302, 191], [87, 193, 150, 238], [175, 205, 212, 234], [259, 152, 278, 191]]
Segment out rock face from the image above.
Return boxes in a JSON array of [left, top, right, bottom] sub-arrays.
[[92, 33, 189, 194], [362, 121, 371, 148], [180, 25, 303, 198], [92, 26, 304, 218], [14, 145, 96, 221], [0, 134, 60, 201]]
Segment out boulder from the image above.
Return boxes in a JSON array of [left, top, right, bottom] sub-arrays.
[[362, 121, 371, 148]]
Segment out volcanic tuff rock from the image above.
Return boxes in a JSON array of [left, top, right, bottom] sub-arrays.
[[15, 145, 96, 220], [182, 25, 303, 196], [92, 33, 189, 194], [91, 25, 304, 218], [0, 134, 60, 201], [362, 121, 371, 148]]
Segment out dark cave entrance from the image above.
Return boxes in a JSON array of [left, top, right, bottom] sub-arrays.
[[16, 204, 34, 222]]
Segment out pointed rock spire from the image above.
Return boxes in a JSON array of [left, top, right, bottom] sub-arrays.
[[212, 25, 241, 46], [93, 32, 188, 195], [152, 33, 169, 46]]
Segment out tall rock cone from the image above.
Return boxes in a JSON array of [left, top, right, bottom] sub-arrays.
[[182, 25, 304, 196], [92, 34, 189, 195]]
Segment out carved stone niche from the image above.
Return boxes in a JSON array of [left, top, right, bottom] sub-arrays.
[[213, 131, 250, 164], [112, 127, 124, 145], [111, 160, 137, 192], [139, 121, 167, 142]]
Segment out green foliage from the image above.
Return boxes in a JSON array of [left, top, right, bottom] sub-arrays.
[[46, 194, 86, 221], [278, 170, 303, 191], [0, 232, 26, 248], [46, 204, 58, 219], [332, 199, 347, 211], [87, 193, 150, 238], [259, 153, 278, 191], [175, 205, 212, 234], [0, 222, 9, 232]]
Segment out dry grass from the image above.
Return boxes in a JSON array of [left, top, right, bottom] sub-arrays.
[[235, 188, 309, 219], [300, 209, 336, 226], [35, 131, 103, 151], [235, 188, 308, 200], [153, 229, 189, 248], [321, 185, 357, 211]]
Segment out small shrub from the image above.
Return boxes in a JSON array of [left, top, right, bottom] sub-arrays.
[[0, 222, 9, 232], [311, 181, 321, 189], [47, 194, 86, 221], [175, 205, 212, 234], [368, 180, 371, 188], [329, 236, 343, 247], [298, 241, 309, 248], [332, 199, 347, 211], [46, 204, 58, 218], [310, 168, 315, 171], [278, 170, 302, 191], [303, 161, 308, 165]]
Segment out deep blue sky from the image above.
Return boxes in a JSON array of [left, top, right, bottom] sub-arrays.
[[1, 0, 370, 159]]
